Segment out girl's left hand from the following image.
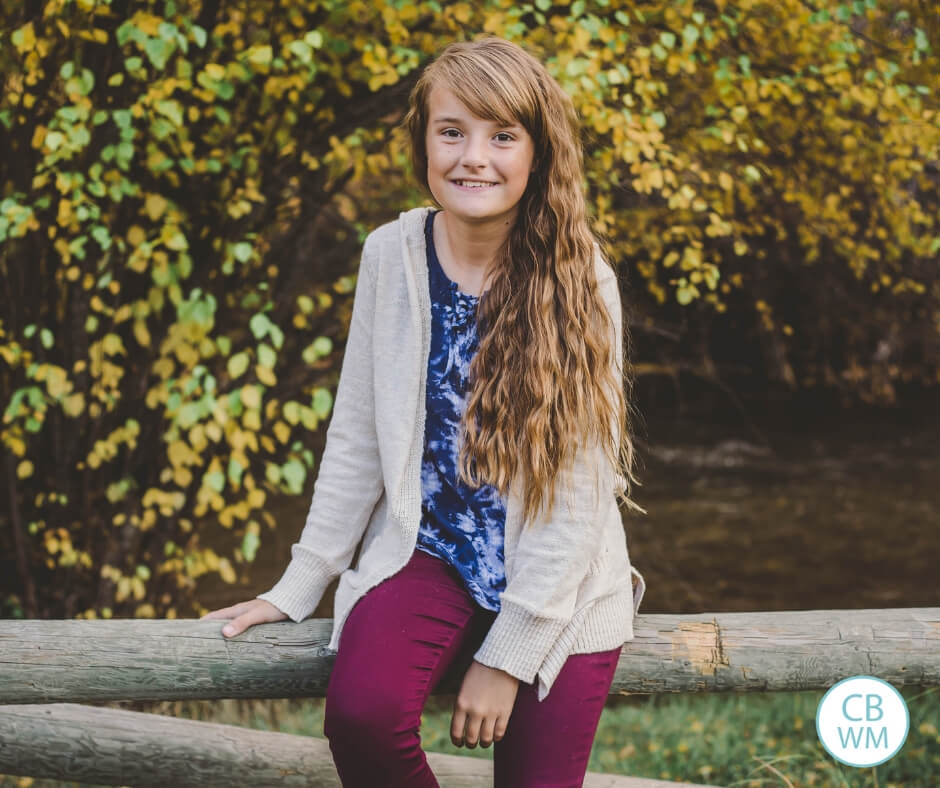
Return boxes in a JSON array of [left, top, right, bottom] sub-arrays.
[[451, 660, 520, 748]]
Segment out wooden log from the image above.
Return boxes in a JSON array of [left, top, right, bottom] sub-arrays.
[[1, 608, 937, 705], [0, 703, 719, 788]]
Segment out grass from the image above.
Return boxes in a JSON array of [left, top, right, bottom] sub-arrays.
[[4, 685, 938, 787]]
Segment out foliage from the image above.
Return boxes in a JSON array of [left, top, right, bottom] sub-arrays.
[[0, 0, 936, 618]]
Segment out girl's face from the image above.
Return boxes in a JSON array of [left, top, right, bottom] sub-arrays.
[[424, 84, 536, 227]]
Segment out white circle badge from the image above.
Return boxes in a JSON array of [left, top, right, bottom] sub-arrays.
[[816, 675, 909, 767]]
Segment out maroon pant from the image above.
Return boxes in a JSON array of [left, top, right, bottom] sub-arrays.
[[323, 548, 621, 787]]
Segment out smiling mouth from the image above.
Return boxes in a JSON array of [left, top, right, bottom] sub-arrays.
[[452, 180, 498, 189]]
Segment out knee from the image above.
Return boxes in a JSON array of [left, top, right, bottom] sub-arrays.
[[324, 688, 411, 747]]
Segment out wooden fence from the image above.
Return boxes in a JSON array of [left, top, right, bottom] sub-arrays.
[[1, 607, 938, 786]]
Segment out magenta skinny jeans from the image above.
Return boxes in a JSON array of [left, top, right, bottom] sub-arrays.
[[323, 547, 621, 787]]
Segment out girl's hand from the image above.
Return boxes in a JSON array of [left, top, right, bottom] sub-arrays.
[[200, 598, 288, 637], [451, 660, 519, 748]]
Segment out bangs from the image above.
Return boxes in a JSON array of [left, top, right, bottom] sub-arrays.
[[431, 56, 540, 136]]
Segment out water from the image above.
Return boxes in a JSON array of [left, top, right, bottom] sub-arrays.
[[198, 389, 940, 616], [630, 391, 940, 614]]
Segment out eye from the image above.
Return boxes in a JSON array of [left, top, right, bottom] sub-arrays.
[[495, 132, 515, 142], [441, 128, 462, 138]]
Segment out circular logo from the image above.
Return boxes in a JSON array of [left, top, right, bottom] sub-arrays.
[[816, 675, 909, 767]]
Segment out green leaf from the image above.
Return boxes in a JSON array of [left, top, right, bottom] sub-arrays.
[[249, 313, 270, 340], [312, 388, 332, 418], [258, 343, 276, 368], [178, 402, 202, 428], [268, 323, 284, 350], [233, 242, 252, 263], [281, 458, 306, 494], [242, 529, 260, 563], [205, 471, 225, 492], [228, 457, 244, 484]]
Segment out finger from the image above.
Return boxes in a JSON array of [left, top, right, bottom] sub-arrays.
[[464, 712, 482, 749], [221, 609, 263, 637], [451, 708, 467, 747], [479, 713, 496, 748], [202, 601, 254, 621], [494, 713, 508, 743], [200, 606, 236, 621], [218, 605, 261, 636]]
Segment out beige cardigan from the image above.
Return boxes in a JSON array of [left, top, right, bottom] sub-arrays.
[[258, 205, 646, 702]]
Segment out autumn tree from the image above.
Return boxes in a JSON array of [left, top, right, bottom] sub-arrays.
[[1, 0, 935, 619]]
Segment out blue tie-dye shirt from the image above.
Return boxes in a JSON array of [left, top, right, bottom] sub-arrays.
[[415, 209, 507, 612]]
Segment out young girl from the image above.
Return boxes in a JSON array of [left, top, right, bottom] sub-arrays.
[[203, 35, 646, 787]]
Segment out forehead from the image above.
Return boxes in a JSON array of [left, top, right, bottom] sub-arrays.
[[427, 84, 517, 127]]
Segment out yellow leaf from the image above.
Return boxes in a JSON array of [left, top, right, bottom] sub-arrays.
[[452, 2, 471, 23], [283, 401, 301, 424], [218, 558, 236, 584], [6, 436, 26, 456], [12, 22, 36, 54], [130, 11, 163, 36], [134, 319, 151, 348], [127, 225, 147, 247], [247, 45, 273, 66], [273, 421, 290, 444], [17, 460, 34, 479], [144, 193, 167, 221], [256, 364, 276, 386], [243, 409, 261, 431], [300, 406, 318, 430], [241, 385, 260, 410], [102, 334, 126, 355], [167, 440, 191, 468]]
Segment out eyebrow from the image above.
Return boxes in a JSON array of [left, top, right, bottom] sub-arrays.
[[431, 116, 520, 129]]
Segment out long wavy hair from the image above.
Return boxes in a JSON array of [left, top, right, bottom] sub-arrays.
[[401, 35, 645, 530]]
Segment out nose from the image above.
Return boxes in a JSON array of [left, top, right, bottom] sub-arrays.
[[459, 134, 488, 169]]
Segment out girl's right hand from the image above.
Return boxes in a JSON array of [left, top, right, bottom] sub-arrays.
[[200, 598, 288, 638]]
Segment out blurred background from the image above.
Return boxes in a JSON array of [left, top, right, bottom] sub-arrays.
[[1, 1, 937, 785]]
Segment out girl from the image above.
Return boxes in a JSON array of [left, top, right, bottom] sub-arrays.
[[203, 35, 646, 787]]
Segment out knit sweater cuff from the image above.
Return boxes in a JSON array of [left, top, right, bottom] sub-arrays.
[[255, 548, 335, 623], [471, 598, 568, 684]]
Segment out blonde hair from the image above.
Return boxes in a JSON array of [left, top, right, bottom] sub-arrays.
[[402, 35, 645, 529]]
